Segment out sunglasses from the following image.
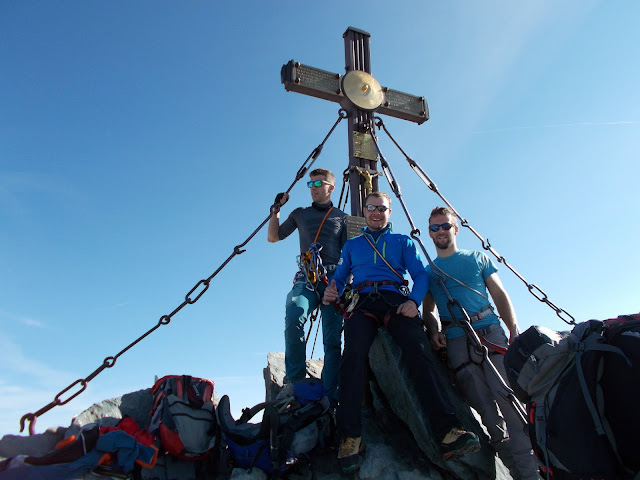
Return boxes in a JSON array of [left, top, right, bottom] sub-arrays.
[[365, 204, 389, 212], [429, 222, 454, 232], [307, 180, 331, 188]]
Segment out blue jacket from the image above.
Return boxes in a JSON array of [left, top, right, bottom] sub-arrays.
[[333, 225, 429, 306]]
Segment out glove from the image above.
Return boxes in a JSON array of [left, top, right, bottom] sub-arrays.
[[274, 192, 288, 206], [270, 192, 288, 215]]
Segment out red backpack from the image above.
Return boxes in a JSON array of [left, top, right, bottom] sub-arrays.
[[147, 375, 217, 460]]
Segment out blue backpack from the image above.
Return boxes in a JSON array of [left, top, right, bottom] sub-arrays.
[[216, 379, 332, 476]]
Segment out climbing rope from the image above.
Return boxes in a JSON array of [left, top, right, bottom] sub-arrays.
[[373, 116, 575, 326], [19, 109, 348, 436]]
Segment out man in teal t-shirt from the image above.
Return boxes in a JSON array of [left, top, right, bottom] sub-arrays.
[[423, 206, 539, 480]]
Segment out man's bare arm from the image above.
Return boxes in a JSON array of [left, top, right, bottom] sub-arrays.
[[485, 272, 519, 344], [267, 192, 289, 243], [423, 292, 446, 350]]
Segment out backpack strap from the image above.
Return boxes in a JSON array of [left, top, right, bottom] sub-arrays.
[[277, 400, 329, 466], [575, 343, 630, 436], [575, 343, 634, 474]]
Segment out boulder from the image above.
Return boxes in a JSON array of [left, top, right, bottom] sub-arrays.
[[0, 426, 66, 458], [263, 352, 324, 401], [66, 388, 153, 438], [368, 328, 511, 480]]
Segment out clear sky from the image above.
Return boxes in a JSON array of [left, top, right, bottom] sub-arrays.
[[1, 1, 638, 436]]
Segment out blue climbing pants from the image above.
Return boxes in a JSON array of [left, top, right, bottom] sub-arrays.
[[284, 270, 342, 405]]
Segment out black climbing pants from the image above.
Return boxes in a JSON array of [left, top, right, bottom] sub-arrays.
[[337, 291, 459, 441]]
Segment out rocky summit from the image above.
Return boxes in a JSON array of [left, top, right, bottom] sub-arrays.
[[0, 331, 515, 480]]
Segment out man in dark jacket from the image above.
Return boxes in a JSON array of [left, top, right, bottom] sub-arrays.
[[268, 168, 347, 407]]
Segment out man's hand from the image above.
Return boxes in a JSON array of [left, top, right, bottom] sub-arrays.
[[323, 279, 338, 305], [396, 300, 419, 318], [429, 331, 447, 350], [270, 192, 290, 214]]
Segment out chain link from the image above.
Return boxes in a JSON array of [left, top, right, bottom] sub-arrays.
[[373, 117, 575, 326], [19, 109, 348, 435]]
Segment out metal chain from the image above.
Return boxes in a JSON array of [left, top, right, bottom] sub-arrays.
[[373, 117, 576, 326], [19, 109, 348, 436]]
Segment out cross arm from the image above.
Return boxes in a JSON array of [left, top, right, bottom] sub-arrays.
[[281, 60, 342, 104], [281, 60, 429, 125]]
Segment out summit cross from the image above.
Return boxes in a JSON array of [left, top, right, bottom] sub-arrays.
[[281, 27, 428, 217]]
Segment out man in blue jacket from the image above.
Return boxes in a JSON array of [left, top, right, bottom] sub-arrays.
[[323, 192, 479, 473]]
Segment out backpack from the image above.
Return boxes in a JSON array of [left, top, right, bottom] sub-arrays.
[[147, 375, 218, 461], [504, 315, 640, 479], [216, 379, 332, 476]]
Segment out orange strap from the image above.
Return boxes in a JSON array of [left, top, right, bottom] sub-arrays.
[[313, 206, 334, 243]]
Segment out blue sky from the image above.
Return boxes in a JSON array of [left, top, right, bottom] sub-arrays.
[[1, 1, 638, 435]]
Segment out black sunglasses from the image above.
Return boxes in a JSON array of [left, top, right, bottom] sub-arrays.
[[429, 222, 454, 232], [365, 204, 389, 212]]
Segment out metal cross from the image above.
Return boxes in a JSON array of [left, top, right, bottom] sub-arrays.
[[281, 26, 428, 217]]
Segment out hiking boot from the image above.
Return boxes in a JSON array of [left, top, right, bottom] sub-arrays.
[[337, 436, 364, 473], [441, 427, 481, 460], [276, 382, 295, 400]]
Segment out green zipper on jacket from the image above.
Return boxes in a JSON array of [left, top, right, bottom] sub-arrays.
[[367, 234, 387, 265]]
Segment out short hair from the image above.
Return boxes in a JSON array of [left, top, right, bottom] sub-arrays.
[[309, 168, 335, 186], [429, 206, 457, 225], [364, 191, 392, 205]]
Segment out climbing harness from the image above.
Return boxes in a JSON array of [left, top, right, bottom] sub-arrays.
[[356, 280, 408, 305], [337, 231, 411, 320], [19, 109, 348, 436], [295, 204, 336, 360], [374, 117, 575, 327], [440, 305, 495, 329], [297, 206, 334, 289]]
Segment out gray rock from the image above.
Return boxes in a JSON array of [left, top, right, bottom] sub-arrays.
[[369, 328, 512, 480], [264, 352, 324, 401], [230, 466, 267, 480], [66, 388, 153, 438], [0, 426, 66, 458]]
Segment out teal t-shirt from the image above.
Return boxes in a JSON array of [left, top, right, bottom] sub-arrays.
[[426, 249, 499, 339]]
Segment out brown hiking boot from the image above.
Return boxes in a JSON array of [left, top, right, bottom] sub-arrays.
[[337, 436, 364, 472]]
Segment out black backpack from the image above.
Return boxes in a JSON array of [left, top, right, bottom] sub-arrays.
[[504, 314, 640, 480], [216, 379, 332, 476]]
